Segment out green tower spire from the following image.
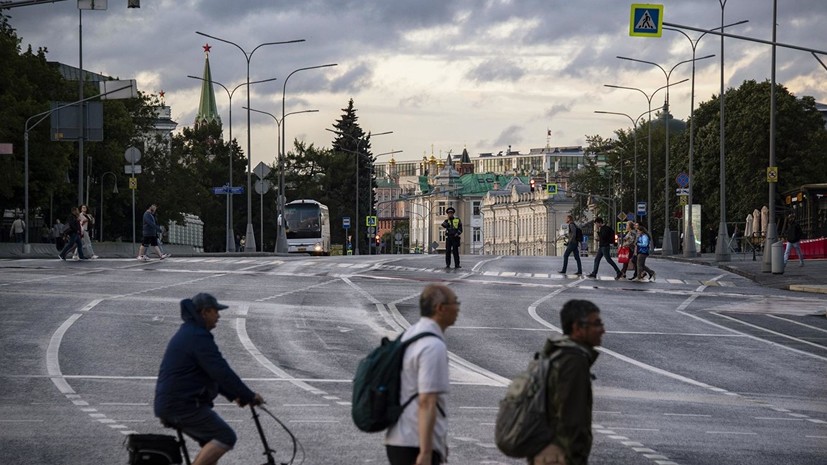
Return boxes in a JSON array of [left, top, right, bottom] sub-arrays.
[[194, 44, 221, 127]]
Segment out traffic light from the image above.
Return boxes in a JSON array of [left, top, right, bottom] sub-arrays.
[[530, 179, 536, 192]]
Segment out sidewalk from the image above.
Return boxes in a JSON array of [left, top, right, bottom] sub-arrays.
[[663, 251, 827, 295]]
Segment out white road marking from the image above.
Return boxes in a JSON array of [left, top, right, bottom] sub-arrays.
[[753, 417, 804, 421], [705, 431, 757, 435], [711, 312, 827, 354], [664, 413, 712, 417], [766, 314, 827, 333]]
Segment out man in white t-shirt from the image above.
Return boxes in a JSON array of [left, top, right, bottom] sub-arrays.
[[385, 284, 460, 465]]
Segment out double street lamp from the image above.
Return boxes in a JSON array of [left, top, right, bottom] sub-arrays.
[[326, 129, 393, 255], [277, 64, 338, 253], [594, 108, 662, 223], [604, 80, 686, 236], [196, 31, 305, 252], [617, 54, 714, 255], [187, 74, 278, 253], [244, 106, 319, 253]]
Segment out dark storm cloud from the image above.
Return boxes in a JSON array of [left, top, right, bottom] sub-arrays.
[[330, 62, 373, 93], [493, 125, 523, 147], [545, 102, 573, 119], [467, 59, 525, 83]]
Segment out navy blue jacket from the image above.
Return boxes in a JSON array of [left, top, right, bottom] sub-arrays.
[[142, 210, 157, 237], [154, 299, 255, 418]]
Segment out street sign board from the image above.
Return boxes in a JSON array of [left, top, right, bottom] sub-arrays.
[[253, 161, 271, 179], [616, 212, 627, 221], [366, 216, 377, 227], [343, 217, 351, 229], [212, 186, 244, 195], [124, 164, 142, 174], [128, 177, 137, 190], [395, 232, 403, 240], [617, 221, 626, 232], [676, 188, 689, 196], [212, 187, 226, 195], [254, 180, 271, 194], [546, 183, 558, 195], [629, 4, 663, 37], [367, 226, 377, 235], [767, 166, 778, 183], [229, 186, 244, 194], [679, 196, 688, 206], [637, 201, 647, 216], [124, 146, 141, 164], [676, 172, 689, 187]]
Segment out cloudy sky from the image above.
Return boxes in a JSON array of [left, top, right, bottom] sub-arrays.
[[6, 0, 827, 168]]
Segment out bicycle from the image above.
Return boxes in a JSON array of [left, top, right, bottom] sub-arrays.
[[126, 405, 304, 465]]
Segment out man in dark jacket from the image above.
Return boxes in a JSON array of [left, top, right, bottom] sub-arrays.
[[441, 207, 463, 268], [531, 300, 603, 465], [587, 218, 621, 279], [58, 207, 87, 261], [137, 204, 170, 261], [155, 293, 263, 465]]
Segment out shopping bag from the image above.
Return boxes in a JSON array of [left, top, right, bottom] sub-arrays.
[[617, 246, 630, 264]]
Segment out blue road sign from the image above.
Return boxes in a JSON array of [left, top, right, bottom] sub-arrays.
[[343, 216, 351, 229], [212, 186, 244, 195], [676, 172, 690, 188], [630, 4, 663, 38], [637, 201, 647, 216]]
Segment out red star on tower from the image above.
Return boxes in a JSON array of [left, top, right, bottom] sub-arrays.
[[202, 43, 211, 54]]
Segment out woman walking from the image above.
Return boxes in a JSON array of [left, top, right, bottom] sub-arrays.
[[72, 205, 98, 260], [617, 221, 637, 280], [634, 224, 656, 282]]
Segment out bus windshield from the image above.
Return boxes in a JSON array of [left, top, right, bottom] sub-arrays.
[[285, 203, 321, 239]]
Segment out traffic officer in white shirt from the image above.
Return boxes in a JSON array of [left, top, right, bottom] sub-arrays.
[[385, 284, 460, 465]]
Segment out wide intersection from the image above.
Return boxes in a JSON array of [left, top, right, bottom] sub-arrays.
[[0, 254, 824, 464]]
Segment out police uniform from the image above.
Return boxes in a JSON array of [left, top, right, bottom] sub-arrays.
[[441, 208, 462, 268]]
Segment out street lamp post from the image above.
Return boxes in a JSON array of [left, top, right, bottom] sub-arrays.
[[617, 54, 714, 255], [326, 128, 392, 255], [243, 106, 319, 253], [370, 150, 403, 254], [716, 0, 731, 262], [187, 75, 278, 253], [278, 64, 337, 253], [99, 171, 118, 242], [665, 20, 748, 258], [594, 108, 662, 223], [604, 81, 686, 236], [196, 31, 304, 252]]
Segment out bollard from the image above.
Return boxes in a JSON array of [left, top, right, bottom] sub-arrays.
[[771, 241, 785, 274]]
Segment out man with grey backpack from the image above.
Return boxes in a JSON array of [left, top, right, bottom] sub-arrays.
[[496, 300, 604, 465]]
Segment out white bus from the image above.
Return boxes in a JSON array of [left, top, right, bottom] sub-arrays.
[[283, 199, 331, 255]]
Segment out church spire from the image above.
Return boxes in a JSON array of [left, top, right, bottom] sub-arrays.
[[194, 44, 221, 128]]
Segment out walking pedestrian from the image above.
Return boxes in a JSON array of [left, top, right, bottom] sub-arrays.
[[385, 284, 459, 465], [530, 299, 604, 465], [558, 215, 582, 275], [441, 207, 462, 268], [617, 221, 638, 280], [53, 219, 66, 251], [72, 205, 98, 260], [154, 293, 264, 465], [633, 224, 655, 282], [587, 218, 621, 279], [137, 204, 170, 261], [10, 215, 25, 243], [783, 215, 805, 267], [58, 207, 87, 261]]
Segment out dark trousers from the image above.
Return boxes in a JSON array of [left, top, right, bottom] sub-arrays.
[[59, 233, 86, 259], [445, 236, 460, 267], [592, 245, 620, 275], [635, 253, 654, 278], [386, 445, 442, 465], [561, 241, 581, 273]]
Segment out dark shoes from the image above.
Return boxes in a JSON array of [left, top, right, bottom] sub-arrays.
[[558, 270, 567, 274], [586, 273, 597, 278], [574, 271, 583, 275], [455, 265, 461, 269]]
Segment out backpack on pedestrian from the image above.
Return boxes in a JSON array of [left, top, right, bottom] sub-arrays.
[[495, 348, 577, 458], [352, 331, 439, 432], [574, 225, 583, 243]]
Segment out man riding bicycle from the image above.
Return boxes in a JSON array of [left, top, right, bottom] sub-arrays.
[[154, 293, 264, 465]]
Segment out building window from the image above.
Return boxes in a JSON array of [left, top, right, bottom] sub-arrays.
[[473, 201, 481, 216], [473, 227, 481, 242], [437, 201, 446, 216], [438, 229, 446, 241]]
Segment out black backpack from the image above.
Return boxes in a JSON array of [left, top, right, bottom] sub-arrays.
[[574, 225, 583, 243], [495, 347, 583, 458], [352, 331, 440, 432]]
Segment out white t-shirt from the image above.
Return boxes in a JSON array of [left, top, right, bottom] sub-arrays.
[[385, 317, 450, 457]]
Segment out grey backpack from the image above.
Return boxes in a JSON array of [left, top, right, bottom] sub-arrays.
[[495, 349, 572, 458]]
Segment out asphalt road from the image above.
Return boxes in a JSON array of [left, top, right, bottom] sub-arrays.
[[1, 254, 825, 464]]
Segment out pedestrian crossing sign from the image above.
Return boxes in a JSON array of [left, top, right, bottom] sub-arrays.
[[630, 4, 663, 37], [546, 183, 558, 195]]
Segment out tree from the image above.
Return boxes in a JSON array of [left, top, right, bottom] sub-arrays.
[[329, 99, 376, 252], [670, 79, 827, 233]]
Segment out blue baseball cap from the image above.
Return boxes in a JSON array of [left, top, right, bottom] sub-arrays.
[[191, 293, 229, 311]]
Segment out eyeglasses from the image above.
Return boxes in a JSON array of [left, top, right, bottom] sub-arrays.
[[579, 319, 604, 328]]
